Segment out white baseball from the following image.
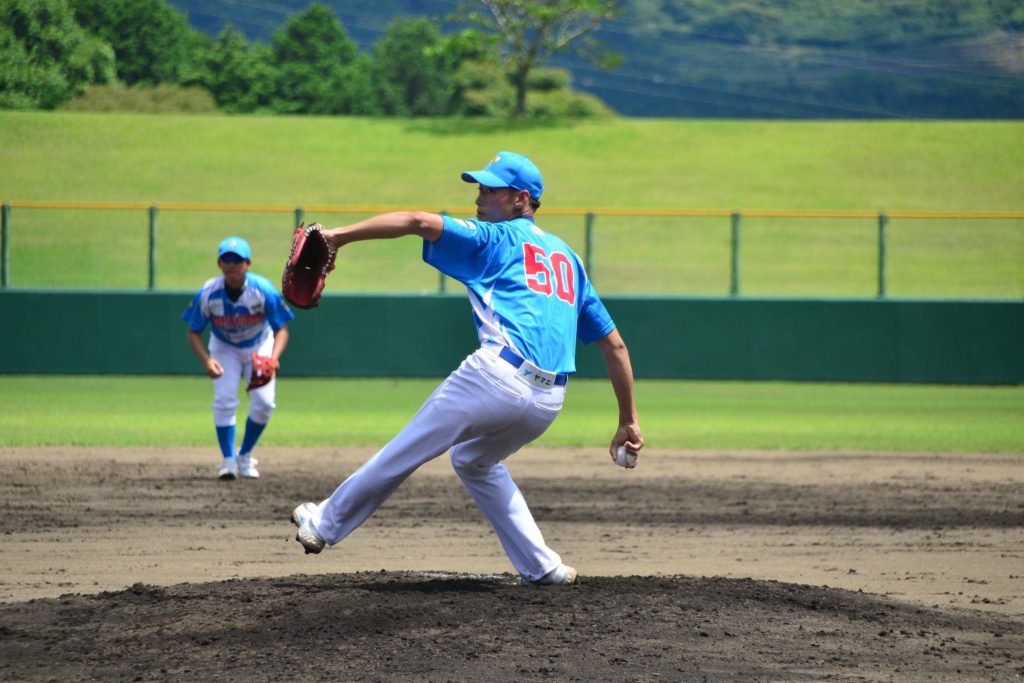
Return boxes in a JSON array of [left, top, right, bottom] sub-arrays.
[[614, 445, 638, 468]]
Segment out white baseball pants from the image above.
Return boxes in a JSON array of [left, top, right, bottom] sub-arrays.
[[209, 333, 276, 426], [313, 346, 567, 582]]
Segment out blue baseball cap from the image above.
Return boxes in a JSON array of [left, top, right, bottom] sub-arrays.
[[461, 151, 544, 203], [218, 236, 251, 261]]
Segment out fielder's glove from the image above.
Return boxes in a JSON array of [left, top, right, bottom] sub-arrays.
[[281, 222, 337, 309], [247, 354, 279, 392]]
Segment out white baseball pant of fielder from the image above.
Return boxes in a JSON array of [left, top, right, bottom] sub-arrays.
[[209, 333, 277, 427]]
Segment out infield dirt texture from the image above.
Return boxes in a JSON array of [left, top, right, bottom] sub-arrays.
[[1, 446, 1021, 681]]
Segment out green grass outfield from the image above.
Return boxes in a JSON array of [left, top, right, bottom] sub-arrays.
[[2, 115, 1021, 452], [2, 376, 1021, 453]]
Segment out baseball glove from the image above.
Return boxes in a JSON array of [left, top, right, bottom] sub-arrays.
[[282, 222, 337, 309], [247, 354, 279, 392]]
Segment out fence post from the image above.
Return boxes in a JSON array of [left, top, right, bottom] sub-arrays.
[[1, 203, 9, 288], [730, 211, 741, 296], [584, 212, 595, 281], [148, 205, 158, 290], [877, 212, 888, 298]]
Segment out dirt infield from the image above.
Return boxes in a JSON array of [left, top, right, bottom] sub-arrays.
[[1, 446, 1022, 681]]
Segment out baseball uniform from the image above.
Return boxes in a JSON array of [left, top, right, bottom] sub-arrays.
[[183, 237, 294, 479], [297, 153, 624, 584]]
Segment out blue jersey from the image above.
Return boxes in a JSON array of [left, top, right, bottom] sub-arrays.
[[424, 215, 615, 373], [182, 272, 294, 348]]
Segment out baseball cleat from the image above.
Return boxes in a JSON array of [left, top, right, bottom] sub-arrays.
[[237, 455, 260, 479], [522, 564, 578, 586], [217, 458, 239, 480], [291, 502, 326, 554]]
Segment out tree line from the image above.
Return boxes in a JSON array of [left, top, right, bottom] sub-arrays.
[[165, 0, 1024, 119], [6, 0, 1021, 119], [0, 0, 614, 117]]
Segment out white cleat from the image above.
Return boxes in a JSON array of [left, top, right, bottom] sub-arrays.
[[238, 455, 260, 479], [217, 458, 238, 480], [291, 503, 326, 554], [521, 564, 578, 586]]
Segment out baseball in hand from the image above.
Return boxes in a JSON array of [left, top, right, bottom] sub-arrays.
[[614, 445, 638, 468]]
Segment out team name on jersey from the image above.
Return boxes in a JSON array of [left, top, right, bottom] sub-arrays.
[[212, 313, 263, 328]]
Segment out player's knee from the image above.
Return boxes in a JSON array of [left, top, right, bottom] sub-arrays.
[[450, 449, 488, 477], [449, 449, 472, 474], [213, 396, 239, 415], [249, 394, 275, 423], [250, 408, 274, 424]]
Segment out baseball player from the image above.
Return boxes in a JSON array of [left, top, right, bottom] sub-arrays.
[[291, 151, 643, 585], [182, 236, 294, 480]]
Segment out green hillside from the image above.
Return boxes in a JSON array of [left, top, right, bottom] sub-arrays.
[[6, 0, 1020, 117], [3, 112, 1021, 210]]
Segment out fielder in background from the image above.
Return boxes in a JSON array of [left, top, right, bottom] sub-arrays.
[[291, 151, 644, 586], [183, 236, 294, 480]]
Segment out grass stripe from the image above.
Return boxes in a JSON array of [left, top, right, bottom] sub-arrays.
[[3, 376, 1021, 453]]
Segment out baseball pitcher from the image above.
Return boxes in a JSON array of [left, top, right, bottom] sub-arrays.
[[290, 152, 643, 585]]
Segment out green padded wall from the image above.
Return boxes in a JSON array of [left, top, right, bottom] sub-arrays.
[[1, 291, 1020, 383]]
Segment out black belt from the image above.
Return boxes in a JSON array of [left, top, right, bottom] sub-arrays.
[[498, 347, 569, 386]]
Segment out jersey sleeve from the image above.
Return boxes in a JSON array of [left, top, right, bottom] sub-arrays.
[[181, 290, 209, 333], [422, 216, 495, 283], [250, 274, 296, 331], [265, 292, 295, 331], [576, 280, 616, 344]]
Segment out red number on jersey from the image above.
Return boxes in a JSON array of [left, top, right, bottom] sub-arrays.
[[550, 252, 576, 304], [523, 243, 575, 305], [523, 243, 553, 296]]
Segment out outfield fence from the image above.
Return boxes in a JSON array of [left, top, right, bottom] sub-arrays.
[[2, 202, 1022, 298]]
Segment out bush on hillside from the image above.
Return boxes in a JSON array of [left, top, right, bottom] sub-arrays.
[[452, 60, 515, 117], [527, 67, 573, 92], [61, 84, 219, 113], [453, 61, 612, 119], [526, 89, 614, 119]]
